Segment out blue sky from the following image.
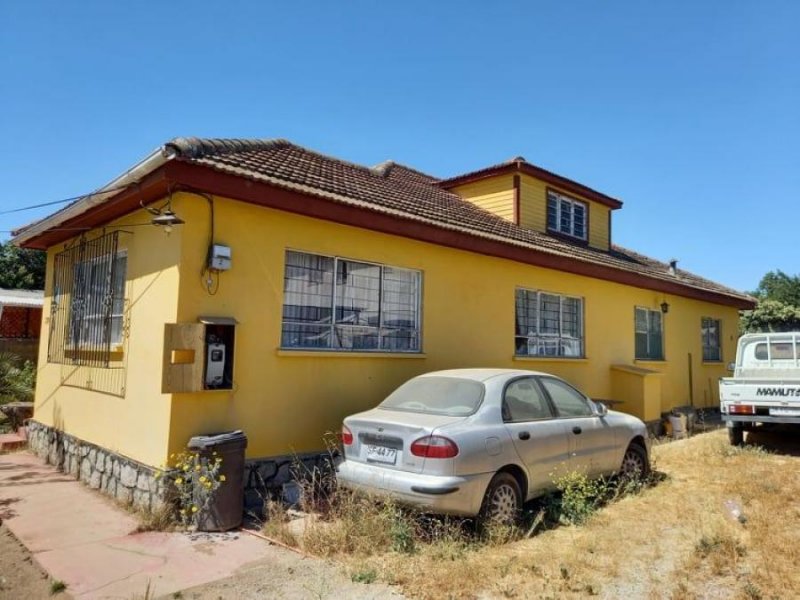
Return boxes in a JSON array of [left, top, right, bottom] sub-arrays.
[[1, 1, 797, 292]]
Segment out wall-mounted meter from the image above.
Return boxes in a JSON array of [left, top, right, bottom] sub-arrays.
[[208, 244, 231, 271], [205, 342, 226, 388]]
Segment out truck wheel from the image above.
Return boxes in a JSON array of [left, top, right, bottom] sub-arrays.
[[728, 423, 744, 446]]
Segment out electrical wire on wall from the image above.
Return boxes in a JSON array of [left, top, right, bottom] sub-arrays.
[[172, 187, 221, 296]]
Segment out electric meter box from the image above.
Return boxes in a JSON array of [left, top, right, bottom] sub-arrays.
[[209, 244, 231, 271], [205, 342, 226, 387]]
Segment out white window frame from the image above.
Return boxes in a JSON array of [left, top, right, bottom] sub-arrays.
[[547, 190, 588, 241], [515, 288, 584, 358], [281, 249, 422, 353], [635, 306, 664, 360]]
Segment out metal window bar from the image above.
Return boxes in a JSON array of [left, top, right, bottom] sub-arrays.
[[48, 232, 120, 367]]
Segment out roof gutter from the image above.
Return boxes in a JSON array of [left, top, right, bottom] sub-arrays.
[[11, 144, 178, 247]]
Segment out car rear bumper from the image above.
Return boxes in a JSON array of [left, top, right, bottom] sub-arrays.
[[336, 460, 493, 517], [724, 415, 800, 425]]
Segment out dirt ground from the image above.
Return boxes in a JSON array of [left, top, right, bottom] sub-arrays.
[[177, 535, 404, 600], [0, 522, 69, 600], [199, 425, 800, 600], [5, 425, 799, 599]]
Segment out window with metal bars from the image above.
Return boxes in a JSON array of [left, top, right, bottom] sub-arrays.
[[515, 288, 584, 357], [281, 250, 421, 352], [48, 232, 127, 367]]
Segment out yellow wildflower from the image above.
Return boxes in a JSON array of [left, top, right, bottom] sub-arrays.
[[179, 508, 186, 514], [219, 475, 226, 482], [191, 505, 198, 513], [175, 477, 183, 485], [195, 465, 201, 472], [199, 476, 207, 483]]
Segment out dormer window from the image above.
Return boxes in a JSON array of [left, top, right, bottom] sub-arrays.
[[547, 190, 587, 241]]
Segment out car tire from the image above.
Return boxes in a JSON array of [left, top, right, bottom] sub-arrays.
[[478, 472, 522, 528], [620, 442, 650, 480], [728, 423, 744, 446]]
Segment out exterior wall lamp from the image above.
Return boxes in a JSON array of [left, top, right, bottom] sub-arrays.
[[660, 301, 670, 314], [151, 210, 185, 234]]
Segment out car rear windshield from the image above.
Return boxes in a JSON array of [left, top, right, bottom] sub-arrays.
[[378, 376, 485, 416]]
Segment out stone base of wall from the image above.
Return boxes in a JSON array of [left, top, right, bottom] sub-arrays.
[[27, 420, 339, 516], [26, 420, 166, 512], [243, 451, 338, 512]]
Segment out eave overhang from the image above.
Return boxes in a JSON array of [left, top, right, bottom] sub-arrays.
[[13, 159, 752, 311]]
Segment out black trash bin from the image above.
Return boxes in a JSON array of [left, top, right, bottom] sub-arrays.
[[187, 430, 248, 531]]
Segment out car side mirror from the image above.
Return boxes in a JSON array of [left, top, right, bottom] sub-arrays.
[[594, 402, 608, 417]]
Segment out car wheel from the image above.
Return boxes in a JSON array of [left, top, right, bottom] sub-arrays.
[[478, 472, 521, 528], [728, 423, 744, 446], [620, 442, 650, 480]]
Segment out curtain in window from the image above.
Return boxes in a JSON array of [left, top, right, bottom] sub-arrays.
[[281, 251, 334, 348], [382, 267, 420, 351], [515, 289, 583, 357], [281, 251, 421, 352], [334, 259, 380, 349]]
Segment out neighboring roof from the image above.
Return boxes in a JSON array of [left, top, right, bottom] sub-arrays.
[[0, 288, 44, 308], [12, 137, 754, 308], [439, 155, 623, 210]]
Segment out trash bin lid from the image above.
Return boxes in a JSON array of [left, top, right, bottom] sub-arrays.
[[187, 430, 247, 449]]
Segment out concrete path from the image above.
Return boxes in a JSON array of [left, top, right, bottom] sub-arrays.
[[0, 451, 275, 599]]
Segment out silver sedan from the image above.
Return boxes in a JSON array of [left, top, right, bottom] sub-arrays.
[[336, 369, 650, 525]]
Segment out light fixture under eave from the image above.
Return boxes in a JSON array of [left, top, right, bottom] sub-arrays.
[[660, 301, 670, 314], [151, 210, 185, 234]]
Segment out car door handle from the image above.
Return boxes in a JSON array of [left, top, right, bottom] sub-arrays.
[[572, 426, 582, 435], [518, 431, 531, 440]]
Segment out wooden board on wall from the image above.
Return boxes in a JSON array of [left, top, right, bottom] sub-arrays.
[[162, 323, 205, 393]]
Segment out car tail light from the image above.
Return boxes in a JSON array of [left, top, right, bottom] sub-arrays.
[[729, 404, 755, 415], [410, 435, 459, 459], [341, 424, 354, 446]]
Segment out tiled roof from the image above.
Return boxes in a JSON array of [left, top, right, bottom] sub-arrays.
[[167, 137, 752, 304]]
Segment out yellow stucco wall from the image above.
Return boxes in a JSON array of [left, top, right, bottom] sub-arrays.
[[450, 175, 515, 222], [162, 192, 738, 462], [32, 210, 181, 467], [518, 174, 611, 251], [32, 191, 739, 467]]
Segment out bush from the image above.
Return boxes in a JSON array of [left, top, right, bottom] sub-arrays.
[[0, 352, 35, 404], [157, 450, 226, 530]]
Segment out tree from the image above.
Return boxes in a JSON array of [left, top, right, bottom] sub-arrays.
[[0, 241, 46, 290], [741, 270, 800, 333], [752, 270, 800, 306]]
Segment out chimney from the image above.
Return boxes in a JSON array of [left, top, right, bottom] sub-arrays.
[[668, 259, 678, 276]]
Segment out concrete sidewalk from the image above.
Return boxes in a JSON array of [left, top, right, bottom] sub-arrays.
[[0, 451, 274, 599]]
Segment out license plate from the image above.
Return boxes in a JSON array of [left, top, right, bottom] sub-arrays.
[[770, 407, 800, 417], [365, 444, 397, 465]]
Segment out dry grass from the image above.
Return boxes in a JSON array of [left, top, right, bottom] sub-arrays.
[[133, 501, 177, 533], [259, 429, 800, 599]]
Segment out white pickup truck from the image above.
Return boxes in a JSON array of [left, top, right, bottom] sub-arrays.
[[719, 332, 800, 445]]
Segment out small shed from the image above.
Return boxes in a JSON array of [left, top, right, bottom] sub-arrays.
[[0, 288, 44, 361]]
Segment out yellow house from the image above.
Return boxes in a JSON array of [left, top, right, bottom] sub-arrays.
[[13, 138, 754, 509]]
